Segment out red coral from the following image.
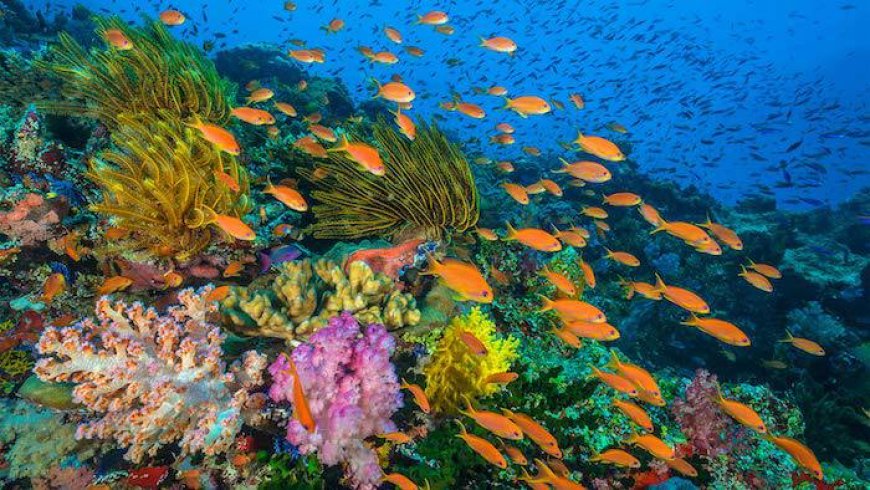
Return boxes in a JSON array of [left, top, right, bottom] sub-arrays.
[[0, 193, 68, 246], [671, 369, 734, 457], [632, 469, 670, 489], [791, 472, 844, 489], [344, 238, 424, 280], [0, 311, 44, 354]]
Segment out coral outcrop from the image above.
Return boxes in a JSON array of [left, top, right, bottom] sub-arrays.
[[221, 259, 420, 341], [34, 286, 267, 463], [0, 192, 67, 247], [268, 313, 402, 490]]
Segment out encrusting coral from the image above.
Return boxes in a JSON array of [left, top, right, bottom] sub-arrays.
[[268, 312, 402, 490], [423, 307, 519, 414], [34, 286, 268, 463], [221, 258, 420, 341], [299, 119, 479, 241]]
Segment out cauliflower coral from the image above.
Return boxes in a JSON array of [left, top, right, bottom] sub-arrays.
[[268, 312, 402, 490], [34, 286, 267, 463], [423, 307, 519, 413]]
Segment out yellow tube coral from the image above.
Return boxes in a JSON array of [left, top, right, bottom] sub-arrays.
[[423, 307, 519, 414]]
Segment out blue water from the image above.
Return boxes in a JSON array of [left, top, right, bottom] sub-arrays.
[[33, 0, 870, 209]]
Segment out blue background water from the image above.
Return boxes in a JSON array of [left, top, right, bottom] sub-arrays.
[[32, 0, 870, 209]]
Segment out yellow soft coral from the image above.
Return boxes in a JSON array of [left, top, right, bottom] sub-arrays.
[[423, 307, 519, 414]]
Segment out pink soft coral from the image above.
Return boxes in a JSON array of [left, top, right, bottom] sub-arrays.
[[268, 312, 402, 490], [0, 193, 66, 246], [671, 369, 733, 457]]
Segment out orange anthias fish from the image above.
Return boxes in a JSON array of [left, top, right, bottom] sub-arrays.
[[476, 227, 499, 241], [666, 457, 698, 477], [375, 81, 415, 103], [603, 192, 642, 207], [502, 443, 527, 465], [486, 372, 519, 385], [159, 9, 186, 26], [554, 158, 611, 183], [505, 223, 562, 252], [780, 330, 825, 356], [281, 353, 315, 433], [391, 109, 416, 140], [322, 18, 345, 33], [574, 132, 625, 162], [206, 285, 232, 302], [405, 46, 424, 57], [521, 460, 585, 490], [503, 96, 551, 117], [246, 87, 275, 104], [41, 272, 66, 303], [491, 133, 515, 145], [651, 221, 713, 246], [328, 136, 385, 176], [309, 124, 337, 142], [746, 259, 782, 279], [422, 257, 493, 303], [97, 275, 133, 296], [459, 330, 488, 355], [377, 432, 413, 444], [619, 278, 662, 300], [384, 26, 403, 44], [698, 216, 743, 250], [553, 226, 587, 248], [223, 260, 245, 278], [626, 433, 675, 460], [162, 270, 183, 288], [264, 180, 308, 211], [590, 448, 641, 468], [564, 320, 620, 341], [539, 296, 606, 323], [681, 314, 750, 347], [212, 213, 255, 241], [739, 265, 774, 292], [607, 351, 664, 405], [654, 274, 710, 314], [501, 410, 562, 458], [613, 399, 654, 432], [417, 10, 449, 25], [551, 326, 582, 349], [381, 473, 420, 490], [765, 435, 823, 480], [604, 248, 640, 267], [214, 169, 240, 192], [539, 266, 576, 296], [638, 202, 665, 227], [400, 379, 430, 415], [104, 28, 133, 50], [579, 258, 596, 288], [461, 399, 523, 440], [502, 182, 530, 204], [496, 122, 515, 133], [569, 93, 585, 109], [481, 36, 517, 55], [293, 136, 328, 158], [231, 107, 275, 126], [454, 101, 487, 119], [186, 118, 240, 155], [370, 51, 400, 64], [581, 206, 609, 219], [590, 367, 638, 396], [274, 102, 298, 117], [714, 385, 767, 433], [455, 420, 508, 469]]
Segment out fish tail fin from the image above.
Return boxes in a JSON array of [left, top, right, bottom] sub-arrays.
[[603, 247, 614, 258], [534, 459, 557, 479], [553, 157, 570, 173], [454, 419, 468, 436], [738, 264, 749, 276], [699, 213, 714, 229], [419, 254, 441, 276], [550, 224, 562, 237], [606, 349, 622, 370], [400, 377, 410, 389], [326, 134, 350, 153], [653, 272, 667, 293], [779, 330, 794, 343], [184, 114, 203, 129], [502, 96, 512, 110], [649, 220, 669, 235], [504, 221, 518, 240], [462, 395, 476, 415], [415, 14, 423, 24], [537, 295, 554, 312], [679, 314, 699, 327]]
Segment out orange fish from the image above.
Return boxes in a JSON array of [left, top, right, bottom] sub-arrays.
[[638, 202, 665, 227], [666, 457, 698, 477], [522, 460, 585, 490], [293, 136, 328, 158], [377, 432, 413, 444], [490, 133, 515, 145], [223, 260, 245, 278], [540, 296, 606, 323], [619, 278, 662, 300], [780, 330, 825, 356], [476, 227, 499, 241], [739, 265, 774, 292], [502, 410, 562, 458], [590, 448, 640, 468], [41, 272, 66, 303], [104, 28, 133, 50], [328, 135, 385, 176], [496, 161, 515, 173], [486, 372, 519, 385], [551, 326, 583, 349], [214, 170, 241, 192], [375, 81, 415, 103], [651, 221, 712, 246], [591, 367, 638, 396], [454, 101, 486, 119], [569, 93, 585, 109], [186, 118, 240, 155], [162, 270, 183, 288], [404, 46, 424, 57], [159, 9, 186, 26], [525, 182, 546, 195], [309, 124, 337, 142], [422, 257, 493, 303], [381, 473, 419, 490], [563, 320, 620, 341], [698, 216, 743, 250], [502, 443, 528, 465], [322, 18, 344, 33], [655, 274, 710, 314], [371, 51, 399, 64], [384, 26, 403, 44], [246, 88, 274, 104], [435, 25, 455, 35], [555, 158, 611, 183], [746, 259, 782, 279], [604, 248, 640, 267], [417, 11, 449, 25], [210, 212, 255, 241], [97, 275, 133, 296], [231, 107, 275, 125], [693, 239, 723, 256], [540, 179, 562, 196], [281, 353, 315, 433], [523, 146, 542, 156], [455, 420, 507, 468], [487, 86, 508, 96], [481, 36, 517, 55], [495, 122, 515, 133], [553, 227, 588, 248], [401, 379, 431, 413], [613, 399, 653, 432], [681, 314, 750, 347], [607, 351, 664, 405], [459, 330, 488, 355], [265, 181, 308, 212], [765, 435, 823, 480], [581, 206, 608, 219], [539, 266, 576, 296], [274, 102, 297, 117], [626, 433, 675, 460], [574, 132, 625, 161], [714, 386, 767, 433], [503, 96, 551, 117], [603, 192, 642, 207], [501, 182, 529, 204], [489, 264, 510, 287], [390, 109, 416, 140], [289, 49, 321, 63], [578, 258, 596, 288], [206, 285, 232, 302], [505, 223, 562, 252], [461, 399, 523, 440]]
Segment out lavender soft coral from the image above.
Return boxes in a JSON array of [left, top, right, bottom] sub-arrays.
[[34, 286, 267, 463], [268, 312, 402, 490]]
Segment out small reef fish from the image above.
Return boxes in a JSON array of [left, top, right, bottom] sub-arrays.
[[417, 11, 449, 25], [739, 265, 774, 292], [322, 18, 345, 33], [581, 206, 608, 219], [555, 158, 611, 183], [41, 272, 66, 303], [97, 275, 133, 295], [377, 432, 413, 444], [485, 372, 519, 385], [619, 278, 662, 300], [590, 448, 641, 468], [274, 102, 297, 117], [162, 270, 183, 288], [638, 202, 665, 227], [223, 261, 245, 278], [458, 330, 488, 355], [603, 192, 642, 206], [293, 136, 328, 158], [391, 109, 416, 140], [328, 136, 385, 176], [461, 399, 523, 440], [569, 93, 585, 109], [590, 366, 638, 396], [454, 420, 508, 468], [422, 256, 493, 303], [578, 258, 596, 287], [604, 248, 640, 267], [381, 473, 420, 490], [681, 315, 751, 347], [607, 351, 664, 405], [539, 266, 576, 296], [612, 399, 653, 432], [551, 326, 582, 348], [714, 386, 767, 433], [475, 228, 499, 241], [214, 170, 240, 192], [496, 122, 515, 133], [246, 88, 275, 104], [626, 433, 675, 460], [573, 132, 625, 161], [698, 217, 743, 250], [231, 107, 275, 125], [502, 182, 529, 204], [780, 330, 825, 356], [539, 296, 606, 323], [654, 274, 710, 314], [186, 118, 240, 155], [212, 213, 256, 241], [522, 459, 585, 490], [264, 180, 307, 211], [504, 223, 562, 252], [502, 443, 527, 465], [281, 354, 315, 433], [205, 285, 232, 302], [666, 457, 699, 477], [501, 410, 562, 458], [503, 96, 551, 117], [765, 435, 823, 480], [651, 221, 713, 246], [375, 81, 415, 103], [481, 36, 517, 55], [401, 379, 430, 413], [104, 28, 133, 50], [564, 320, 620, 341], [553, 226, 587, 248], [159, 9, 185, 26], [384, 26, 403, 44], [746, 259, 782, 279]]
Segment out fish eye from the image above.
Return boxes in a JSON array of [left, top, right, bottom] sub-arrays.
[[482, 291, 489, 297]]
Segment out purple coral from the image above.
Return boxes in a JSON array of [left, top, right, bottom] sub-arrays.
[[268, 312, 402, 490], [671, 369, 736, 457]]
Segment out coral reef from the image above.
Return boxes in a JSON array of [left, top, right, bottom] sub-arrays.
[[221, 258, 420, 341], [34, 287, 267, 463], [268, 313, 402, 489], [787, 301, 847, 343], [299, 120, 479, 241], [0, 192, 67, 246], [0, 105, 67, 176], [31, 464, 95, 490], [423, 307, 519, 413]]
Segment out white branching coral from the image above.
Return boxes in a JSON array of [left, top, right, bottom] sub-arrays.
[[34, 286, 267, 463]]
